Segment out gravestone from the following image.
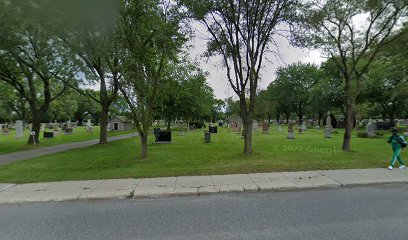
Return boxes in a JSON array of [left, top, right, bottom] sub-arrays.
[[324, 111, 333, 138], [287, 123, 295, 139], [53, 120, 59, 132], [209, 126, 218, 133], [252, 120, 258, 132], [278, 125, 283, 132], [301, 122, 307, 131], [262, 122, 269, 134], [377, 121, 393, 130], [365, 119, 377, 137], [64, 128, 73, 135], [228, 115, 242, 131], [43, 131, 54, 138], [2, 125, 10, 135], [40, 124, 45, 132], [153, 128, 172, 143], [86, 125, 93, 133], [204, 131, 211, 143], [15, 120, 23, 139], [178, 124, 185, 136]]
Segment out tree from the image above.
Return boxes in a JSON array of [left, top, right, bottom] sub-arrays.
[[224, 97, 241, 118], [273, 63, 319, 124], [295, 0, 408, 151], [0, 82, 30, 122], [182, 0, 296, 154], [46, 91, 78, 122], [118, 0, 185, 159], [362, 56, 408, 124], [154, 60, 213, 130], [0, 0, 73, 144], [57, 0, 122, 144], [72, 90, 101, 125], [211, 99, 225, 123], [255, 89, 277, 122]]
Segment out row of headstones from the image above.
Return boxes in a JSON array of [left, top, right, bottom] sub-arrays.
[[153, 126, 220, 143], [0, 120, 92, 139], [365, 119, 408, 137]]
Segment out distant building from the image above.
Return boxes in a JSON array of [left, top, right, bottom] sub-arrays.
[[108, 116, 133, 131]]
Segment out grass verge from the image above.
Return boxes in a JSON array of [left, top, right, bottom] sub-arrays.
[[0, 126, 403, 183]]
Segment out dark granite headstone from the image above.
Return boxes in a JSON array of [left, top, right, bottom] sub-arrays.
[[154, 128, 172, 142], [64, 128, 73, 135], [158, 131, 171, 141], [377, 122, 393, 130], [44, 132, 54, 138], [209, 126, 217, 133], [204, 132, 211, 143]]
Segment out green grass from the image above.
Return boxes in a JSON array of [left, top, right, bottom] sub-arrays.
[[0, 126, 404, 183], [0, 126, 134, 154]]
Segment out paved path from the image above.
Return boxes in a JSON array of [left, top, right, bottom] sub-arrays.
[[0, 133, 137, 165], [0, 168, 407, 204], [1, 185, 408, 240]]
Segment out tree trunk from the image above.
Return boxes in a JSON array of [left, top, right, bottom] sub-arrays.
[[28, 110, 41, 145], [99, 104, 109, 144], [342, 86, 355, 151], [243, 117, 253, 154], [140, 131, 148, 159], [318, 113, 322, 126], [167, 119, 171, 130]]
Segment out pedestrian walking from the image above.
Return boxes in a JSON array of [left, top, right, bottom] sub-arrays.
[[387, 128, 407, 170]]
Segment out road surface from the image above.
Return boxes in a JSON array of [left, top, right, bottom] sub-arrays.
[[1, 185, 407, 240]]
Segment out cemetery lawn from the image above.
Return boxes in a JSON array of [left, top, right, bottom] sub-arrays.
[[0, 127, 403, 183], [0, 127, 134, 155]]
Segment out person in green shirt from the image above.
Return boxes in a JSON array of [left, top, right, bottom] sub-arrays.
[[387, 128, 407, 170]]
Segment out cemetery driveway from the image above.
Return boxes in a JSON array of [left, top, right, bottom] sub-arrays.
[[0, 133, 137, 165]]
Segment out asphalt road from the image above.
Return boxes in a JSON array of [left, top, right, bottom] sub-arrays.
[[1, 185, 408, 240]]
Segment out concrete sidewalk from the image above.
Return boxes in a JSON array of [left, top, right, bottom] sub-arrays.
[[1, 168, 407, 204], [0, 133, 137, 165]]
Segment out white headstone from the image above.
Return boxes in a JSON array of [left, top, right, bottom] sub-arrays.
[[40, 124, 45, 132], [325, 111, 333, 138], [301, 122, 307, 131], [87, 119, 92, 127], [15, 120, 23, 138], [326, 111, 332, 128], [366, 119, 377, 137], [252, 120, 258, 131]]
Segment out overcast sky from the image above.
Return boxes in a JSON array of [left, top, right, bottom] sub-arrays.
[[186, 25, 325, 100]]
